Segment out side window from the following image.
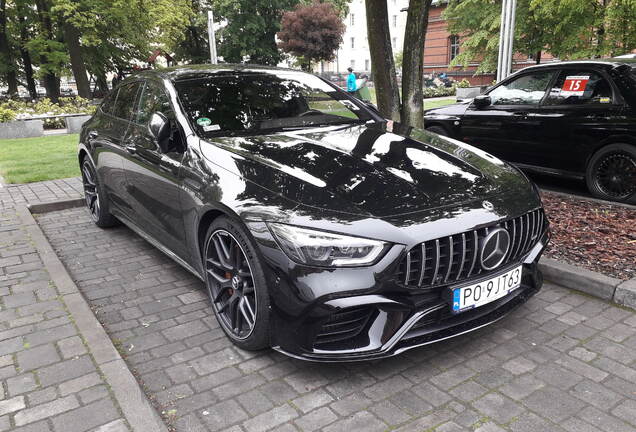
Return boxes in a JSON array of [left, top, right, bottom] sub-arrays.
[[488, 71, 554, 105], [545, 70, 613, 105], [100, 90, 118, 114], [112, 82, 141, 120], [136, 81, 174, 125]]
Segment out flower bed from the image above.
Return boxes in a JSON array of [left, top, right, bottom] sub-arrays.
[[0, 97, 96, 128], [541, 191, 635, 280]]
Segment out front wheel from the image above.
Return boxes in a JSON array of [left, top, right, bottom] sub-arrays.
[[203, 217, 270, 351], [585, 144, 636, 203]]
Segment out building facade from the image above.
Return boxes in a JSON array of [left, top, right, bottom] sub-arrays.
[[325, 0, 555, 85]]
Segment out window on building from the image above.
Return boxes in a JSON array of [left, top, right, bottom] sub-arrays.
[[392, 37, 397, 48], [350, 60, 355, 69], [350, 13, 354, 26], [449, 35, 460, 61], [351, 37, 355, 49], [365, 59, 370, 71], [392, 15, 397, 27]]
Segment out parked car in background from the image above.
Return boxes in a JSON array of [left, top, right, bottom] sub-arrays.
[[79, 65, 548, 361], [425, 59, 636, 203]]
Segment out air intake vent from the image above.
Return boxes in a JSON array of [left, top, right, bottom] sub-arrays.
[[396, 209, 546, 288], [314, 306, 373, 347]]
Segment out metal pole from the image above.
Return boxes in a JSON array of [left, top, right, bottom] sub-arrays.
[[501, 0, 512, 80], [208, 10, 218, 65], [496, 0, 507, 82], [506, 0, 517, 78]]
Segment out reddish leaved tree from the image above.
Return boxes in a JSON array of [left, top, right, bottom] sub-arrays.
[[277, 1, 345, 71]]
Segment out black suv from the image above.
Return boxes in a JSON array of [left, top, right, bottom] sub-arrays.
[[79, 65, 548, 361], [425, 59, 636, 203]]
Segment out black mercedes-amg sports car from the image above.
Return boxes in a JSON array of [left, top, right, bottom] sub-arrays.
[[79, 65, 549, 361]]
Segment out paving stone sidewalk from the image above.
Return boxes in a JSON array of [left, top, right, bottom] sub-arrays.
[[0, 180, 130, 432], [36, 204, 636, 432], [0, 178, 83, 210]]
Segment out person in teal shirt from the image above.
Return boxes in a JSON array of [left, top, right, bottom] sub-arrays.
[[346, 67, 357, 93]]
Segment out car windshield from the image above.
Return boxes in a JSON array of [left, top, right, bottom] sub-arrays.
[[174, 71, 372, 136]]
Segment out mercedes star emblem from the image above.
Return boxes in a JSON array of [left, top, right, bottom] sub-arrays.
[[480, 227, 511, 271], [482, 200, 494, 210]]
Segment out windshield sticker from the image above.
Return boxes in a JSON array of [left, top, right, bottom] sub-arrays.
[[561, 75, 590, 96], [196, 117, 212, 127], [202, 124, 221, 132]]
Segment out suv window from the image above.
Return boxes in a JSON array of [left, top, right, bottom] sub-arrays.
[[100, 90, 117, 114], [545, 70, 613, 105], [112, 82, 141, 120], [488, 71, 554, 105], [136, 81, 174, 125]]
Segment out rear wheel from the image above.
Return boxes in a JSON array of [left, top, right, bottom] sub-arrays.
[[203, 217, 270, 351], [81, 158, 118, 227], [425, 125, 449, 137], [586, 144, 636, 203]]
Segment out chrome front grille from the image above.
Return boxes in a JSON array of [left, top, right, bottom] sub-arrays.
[[396, 208, 547, 288]]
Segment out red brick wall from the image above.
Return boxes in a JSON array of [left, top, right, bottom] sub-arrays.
[[423, 4, 556, 85]]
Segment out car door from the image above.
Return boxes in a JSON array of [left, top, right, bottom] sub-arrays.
[[458, 69, 556, 164], [89, 82, 141, 214], [527, 67, 628, 174], [120, 79, 190, 261]]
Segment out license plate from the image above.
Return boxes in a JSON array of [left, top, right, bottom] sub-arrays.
[[451, 265, 522, 313]]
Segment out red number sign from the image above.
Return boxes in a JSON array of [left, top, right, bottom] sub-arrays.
[[561, 76, 589, 95]]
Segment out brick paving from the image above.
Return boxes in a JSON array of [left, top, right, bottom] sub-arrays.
[[0, 177, 83, 210], [0, 187, 130, 431], [36, 205, 636, 432]]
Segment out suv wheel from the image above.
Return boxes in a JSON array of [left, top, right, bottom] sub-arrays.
[[586, 144, 636, 203]]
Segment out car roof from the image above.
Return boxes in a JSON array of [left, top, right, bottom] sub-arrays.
[[517, 58, 636, 73], [132, 64, 305, 81]]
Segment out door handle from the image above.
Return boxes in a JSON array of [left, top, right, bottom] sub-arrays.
[[125, 144, 137, 154]]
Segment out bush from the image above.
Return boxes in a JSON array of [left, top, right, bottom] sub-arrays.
[[422, 85, 456, 99], [0, 106, 16, 123], [0, 97, 96, 128], [457, 79, 472, 88]]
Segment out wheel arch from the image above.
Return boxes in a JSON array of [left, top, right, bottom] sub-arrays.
[[586, 135, 636, 169], [197, 208, 227, 261]]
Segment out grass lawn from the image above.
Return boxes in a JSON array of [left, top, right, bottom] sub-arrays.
[[0, 134, 80, 184], [367, 87, 456, 110]]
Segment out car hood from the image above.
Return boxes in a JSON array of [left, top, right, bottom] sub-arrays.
[[424, 102, 470, 118], [199, 122, 533, 218]]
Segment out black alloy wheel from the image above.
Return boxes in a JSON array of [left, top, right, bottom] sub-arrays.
[[81, 158, 117, 227], [82, 159, 100, 221], [587, 144, 636, 203], [204, 226, 263, 344]]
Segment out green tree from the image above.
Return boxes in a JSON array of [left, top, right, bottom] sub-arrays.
[[213, 0, 299, 65]]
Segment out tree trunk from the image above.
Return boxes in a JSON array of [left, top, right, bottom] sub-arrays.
[[16, 0, 36, 98], [34, 0, 60, 102], [365, 0, 400, 121], [401, 0, 432, 128], [62, 22, 91, 99], [0, 0, 18, 97], [535, 50, 541, 65]]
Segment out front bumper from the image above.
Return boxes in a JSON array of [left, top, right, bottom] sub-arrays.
[[256, 225, 548, 362]]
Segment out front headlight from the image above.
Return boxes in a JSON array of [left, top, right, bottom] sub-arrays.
[[267, 223, 388, 267]]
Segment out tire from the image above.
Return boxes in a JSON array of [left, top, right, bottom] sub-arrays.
[[203, 216, 270, 351], [80, 158, 118, 227], [585, 143, 636, 204], [425, 125, 449, 137]]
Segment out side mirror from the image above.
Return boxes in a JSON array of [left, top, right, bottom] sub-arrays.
[[149, 112, 171, 153], [473, 95, 492, 109]]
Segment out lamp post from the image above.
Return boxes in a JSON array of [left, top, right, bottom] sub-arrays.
[[208, 10, 218, 65], [496, 0, 516, 82]]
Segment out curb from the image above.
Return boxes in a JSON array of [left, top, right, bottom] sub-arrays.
[[17, 204, 168, 432], [28, 197, 85, 213], [539, 257, 636, 310]]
